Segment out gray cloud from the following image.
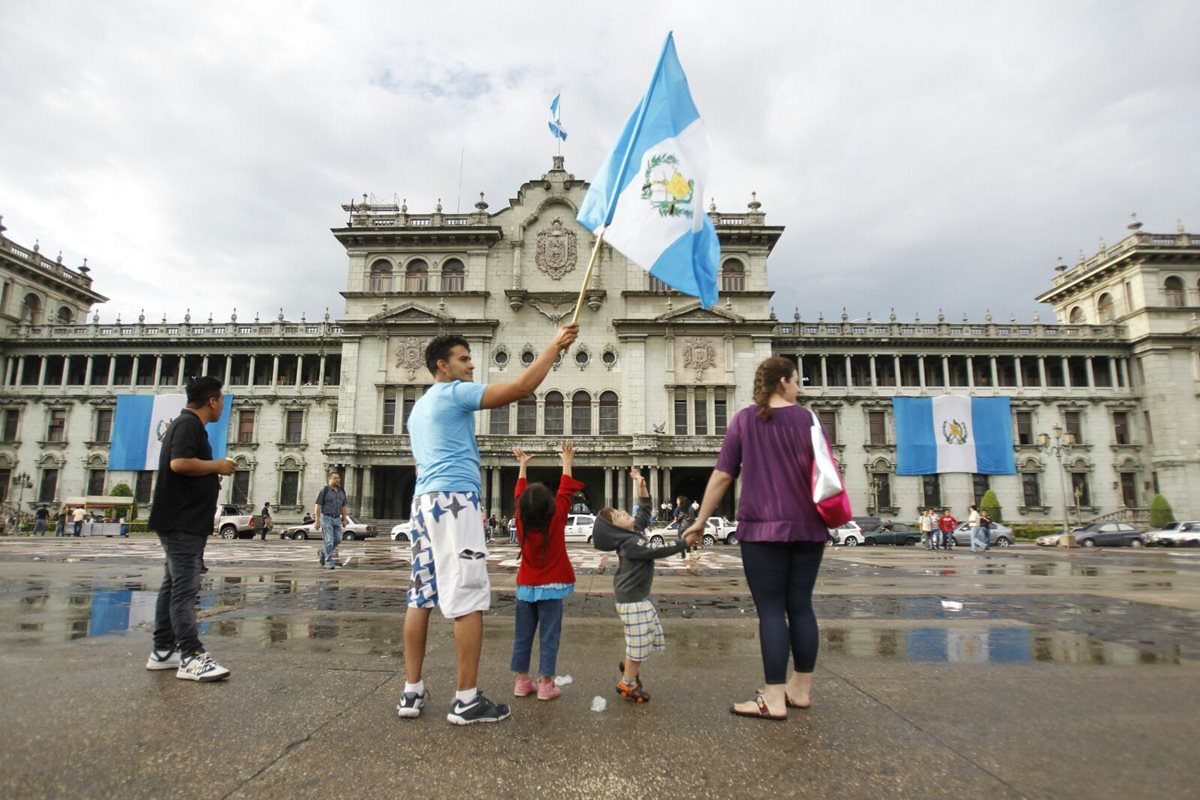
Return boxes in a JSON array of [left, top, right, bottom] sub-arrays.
[[1, 1, 1197, 325]]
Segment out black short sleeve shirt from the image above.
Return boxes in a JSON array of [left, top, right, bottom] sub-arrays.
[[148, 410, 219, 535]]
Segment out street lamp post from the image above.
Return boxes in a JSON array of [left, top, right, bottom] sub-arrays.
[[11, 471, 33, 534], [1037, 425, 1076, 547]]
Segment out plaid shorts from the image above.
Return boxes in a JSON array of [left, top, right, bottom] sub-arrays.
[[615, 600, 666, 662]]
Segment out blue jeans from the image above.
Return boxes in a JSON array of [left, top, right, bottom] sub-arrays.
[[510, 598, 564, 677], [34, 519, 47, 535], [153, 532, 208, 655], [321, 515, 342, 563]]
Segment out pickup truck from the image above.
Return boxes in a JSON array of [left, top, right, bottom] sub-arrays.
[[214, 504, 264, 540]]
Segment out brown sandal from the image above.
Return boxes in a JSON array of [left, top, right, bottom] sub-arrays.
[[731, 693, 786, 721]]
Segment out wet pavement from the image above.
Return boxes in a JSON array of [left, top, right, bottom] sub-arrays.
[[1, 536, 1198, 799]]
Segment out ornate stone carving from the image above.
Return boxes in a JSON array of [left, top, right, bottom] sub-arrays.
[[393, 336, 426, 381], [682, 337, 717, 379], [534, 218, 578, 280]]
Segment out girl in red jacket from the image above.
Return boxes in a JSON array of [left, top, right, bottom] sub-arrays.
[[510, 440, 582, 701]]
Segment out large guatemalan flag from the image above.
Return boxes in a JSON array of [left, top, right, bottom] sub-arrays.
[[577, 32, 719, 308], [109, 394, 233, 471], [894, 396, 1016, 475]]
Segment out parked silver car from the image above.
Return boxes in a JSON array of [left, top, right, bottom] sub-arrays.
[[952, 521, 1014, 548]]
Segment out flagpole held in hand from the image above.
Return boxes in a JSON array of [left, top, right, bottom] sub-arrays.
[[570, 227, 606, 325]]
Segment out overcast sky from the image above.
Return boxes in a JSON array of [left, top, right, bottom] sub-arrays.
[[2, 1, 1198, 325]]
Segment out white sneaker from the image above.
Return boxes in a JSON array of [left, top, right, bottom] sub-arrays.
[[145, 649, 181, 670], [176, 651, 231, 682]]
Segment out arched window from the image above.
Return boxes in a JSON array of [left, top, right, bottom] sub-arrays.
[[20, 293, 41, 324], [1096, 293, 1114, 323], [1164, 276, 1185, 306], [368, 259, 392, 293], [1068, 306, 1086, 324], [571, 391, 591, 435], [57, 306, 73, 324], [599, 391, 619, 435], [721, 258, 745, 292], [544, 391, 564, 436], [440, 259, 465, 292], [405, 259, 429, 292], [517, 395, 537, 435]]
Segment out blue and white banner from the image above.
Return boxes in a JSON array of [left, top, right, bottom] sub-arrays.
[[548, 93, 568, 141], [894, 396, 1016, 475], [109, 394, 232, 471], [577, 32, 719, 308]]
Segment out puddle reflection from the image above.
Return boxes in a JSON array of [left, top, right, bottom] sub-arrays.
[[822, 626, 1183, 665]]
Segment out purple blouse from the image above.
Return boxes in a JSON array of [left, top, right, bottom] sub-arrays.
[[714, 404, 831, 543]]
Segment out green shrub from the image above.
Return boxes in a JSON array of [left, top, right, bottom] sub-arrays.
[[1011, 523, 1060, 539], [110, 483, 137, 520], [1149, 494, 1175, 529], [980, 489, 1002, 524]]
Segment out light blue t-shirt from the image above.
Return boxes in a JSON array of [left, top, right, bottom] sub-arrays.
[[409, 380, 487, 495]]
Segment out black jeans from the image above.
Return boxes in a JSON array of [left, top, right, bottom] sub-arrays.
[[153, 532, 209, 655], [740, 540, 825, 683]]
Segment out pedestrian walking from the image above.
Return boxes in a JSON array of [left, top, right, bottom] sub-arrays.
[[313, 474, 348, 569], [72, 506, 85, 537], [396, 323, 577, 725], [593, 465, 697, 703], [919, 508, 935, 549], [967, 504, 981, 551], [685, 355, 838, 719], [144, 376, 235, 682], [979, 510, 993, 550], [54, 509, 66, 537], [33, 505, 49, 536], [259, 501, 272, 541], [510, 441, 581, 702], [938, 508, 958, 550]]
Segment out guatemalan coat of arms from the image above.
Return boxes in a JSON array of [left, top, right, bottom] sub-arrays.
[[535, 218, 578, 280]]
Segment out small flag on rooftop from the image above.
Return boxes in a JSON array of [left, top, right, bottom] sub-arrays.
[[548, 93, 568, 141]]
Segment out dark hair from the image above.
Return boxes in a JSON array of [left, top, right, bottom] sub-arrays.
[[597, 507, 617, 524], [517, 482, 554, 560], [752, 356, 798, 421], [185, 376, 223, 407], [425, 335, 470, 376]]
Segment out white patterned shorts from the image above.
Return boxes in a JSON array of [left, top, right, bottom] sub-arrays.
[[407, 492, 490, 619], [615, 600, 666, 662]]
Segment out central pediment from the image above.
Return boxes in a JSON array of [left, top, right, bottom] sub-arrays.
[[653, 303, 746, 324]]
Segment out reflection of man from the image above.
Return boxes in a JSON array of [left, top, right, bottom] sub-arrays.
[[72, 507, 85, 537], [314, 472, 348, 569], [398, 323, 577, 725], [145, 376, 235, 681]]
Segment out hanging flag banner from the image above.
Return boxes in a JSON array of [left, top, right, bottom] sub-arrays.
[[576, 32, 719, 308], [548, 93, 568, 141], [894, 396, 1016, 475], [109, 394, 233, 471]]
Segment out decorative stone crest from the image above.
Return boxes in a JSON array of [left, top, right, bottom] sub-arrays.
[[535, 218, 578, 280], [393, 336, 426, 381], [682, 337, 717, 378]]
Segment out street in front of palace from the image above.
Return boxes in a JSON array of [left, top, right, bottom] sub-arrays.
[[2, 537, 1198, 799]]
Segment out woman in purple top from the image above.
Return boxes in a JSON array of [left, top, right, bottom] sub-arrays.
[[686, 356, 831, 720]]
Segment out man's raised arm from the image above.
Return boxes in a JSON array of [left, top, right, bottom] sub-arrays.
[[480, 323, 578, 410]]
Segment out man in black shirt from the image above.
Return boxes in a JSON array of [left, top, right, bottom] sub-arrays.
[[145, 376, 236, 681]]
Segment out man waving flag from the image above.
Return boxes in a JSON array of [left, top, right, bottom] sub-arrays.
[[548, 93, 568, 141], [577, 33, 719, 308]]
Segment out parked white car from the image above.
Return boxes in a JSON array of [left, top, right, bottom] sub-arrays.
[[279, 516, 378, 541], [391, 520, 414, 542], [564, 514, 596, 543], [829, 521, 864, 546], [1144, 521, 1200, 547]]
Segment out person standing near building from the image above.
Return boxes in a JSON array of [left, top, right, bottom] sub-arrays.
[[314, 473, 348, 569], [72, 506, 85, 537], [919, 508, 935, 549], [33, 505, 49, 536], [259, 501, 273, 542], [966, 504, 981, 552], [397, 323, 577, 726], [145, 376, 235, 681], [938, 508, 958, 550], [54, 508, 66, 537]]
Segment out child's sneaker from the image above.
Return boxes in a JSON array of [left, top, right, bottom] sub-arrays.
[[446, 691, 511, 725], [145, 648, 180, 670], [513, 676, 535, 697], [176, 651, 230, 682], [396, 687, 430, 718], [536, 681, 561, 701], [616, 679, 650, 703]]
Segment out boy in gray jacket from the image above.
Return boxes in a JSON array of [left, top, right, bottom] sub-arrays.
[[591, 467, 701, 703]]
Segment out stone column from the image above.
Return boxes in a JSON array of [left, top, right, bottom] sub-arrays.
[[1061, 357, 1071, 388], [107, 355, 117, 386], [990, 356, 999, 388], [617, 469, 626, 511], [1014, 356, 1023, 388], [917, 355, 926, 388], [893, 354, 902, 388], [1038, 356, 1047, 388], [844, 355, 852, 387], [248, 355, 257, 386], [941, 355, 950, 387], [965, 356, 974, 389], [1119, 358, 1130, 388], [1085, 357, 1096, 388], [176, 358, 185, 387], [1108, 358, 1118, 388], [869, 355, 877, 388], [604, 468, 613, 509], [650, 468, 660, 508], [271, 355, 280, 387], [84, 355, 94, 387], [4, 357, 14, 386], [201, 355, 209, 376], [129, 355, 139, 388], [223, 355, 232, 388], [153, 355, 163, 387], [61, 356, 70, 387], [37, 356, 48, 386], [318, 355, 326, 388], [296, 355, 304, 388], [662, 468, 672, 506], [491, 468, 502, 516], [820, 355, 828, 387], [14, 356, 25, 386]]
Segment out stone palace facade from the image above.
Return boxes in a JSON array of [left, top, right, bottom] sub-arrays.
[[1, 157, 1197, 526]]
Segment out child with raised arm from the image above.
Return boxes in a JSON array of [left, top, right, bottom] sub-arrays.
[[510, 441, 582, 701], [591, 467, 701, 703]]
